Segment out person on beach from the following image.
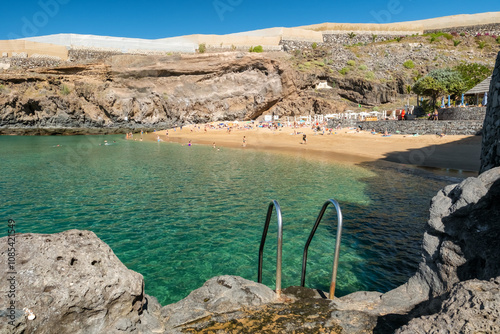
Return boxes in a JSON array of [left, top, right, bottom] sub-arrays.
[[213, 142, 216, 149], [242, 136, 246, 147], [432, 109, 439, 121], [188, 140, 192, 147], [302, 134, 307, 145]]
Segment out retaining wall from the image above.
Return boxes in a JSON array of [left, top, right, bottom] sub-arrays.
[[354, 120, 483, 135], [439, 107, 486, 121], [424, 23, 500, 36]]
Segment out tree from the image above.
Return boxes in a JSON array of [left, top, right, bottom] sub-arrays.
[[454, 62, 492, 92], [412, 69, 466, 109]]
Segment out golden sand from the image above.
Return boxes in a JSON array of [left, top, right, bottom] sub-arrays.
[[140, 124, 481, 172]]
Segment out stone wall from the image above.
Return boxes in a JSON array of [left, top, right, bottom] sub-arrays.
[[322, 33, 401, 45], [68, 48, 123, 62], [480, 51, 500, 173], [439, 106, 486, 120], [424, 23, 500, 36], [355, 120, 483, 135]]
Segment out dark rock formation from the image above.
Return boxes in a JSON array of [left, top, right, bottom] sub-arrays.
[[480, 51, 500, 173], [335, 77, 403, 106], [0, 230, 162, 334], [330, 166, 500, 332]]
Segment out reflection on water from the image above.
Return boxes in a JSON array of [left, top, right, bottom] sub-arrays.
[[0, 135, 464, 305]]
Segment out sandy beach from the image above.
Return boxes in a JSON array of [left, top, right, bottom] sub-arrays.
[[139, 124, 481, 172]]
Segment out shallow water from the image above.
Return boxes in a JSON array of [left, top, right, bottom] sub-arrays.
[[0, 135, 463, 305]]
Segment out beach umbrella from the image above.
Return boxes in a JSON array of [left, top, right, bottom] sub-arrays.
[[447, 95, 451, 107], [441, 97, 445, 108], [461, 93, 464, 106], [483, 92, 488, 106]]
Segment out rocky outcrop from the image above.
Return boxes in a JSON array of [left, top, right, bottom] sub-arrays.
[[480, 51, 500, 173], [335, 77, 404, 106], [0, 53, 300, 133], [0, 229, 162, 334], [395, 277, 500, 333], [329, 166, 500, 332], [160, 275, 279, 333]]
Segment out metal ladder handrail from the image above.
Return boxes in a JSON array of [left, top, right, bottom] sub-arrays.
[[257, 200, 283, 297], [300, 199, 343, 299]]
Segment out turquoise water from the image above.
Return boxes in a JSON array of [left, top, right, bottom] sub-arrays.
[[0, 135, 464, 305]]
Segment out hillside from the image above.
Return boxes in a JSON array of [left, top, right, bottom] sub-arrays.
[[0, 15, 500, 133]]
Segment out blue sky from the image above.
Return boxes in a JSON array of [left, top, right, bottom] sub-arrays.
[[1, 0, 499, 40]]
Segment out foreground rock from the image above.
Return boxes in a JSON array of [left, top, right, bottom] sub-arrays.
[[160, 275, 279, 332], [396, 277, 500, 333], [0, 230, 162, 334]]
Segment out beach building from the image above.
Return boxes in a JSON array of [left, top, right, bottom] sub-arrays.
[[465, 76, 492, 106]]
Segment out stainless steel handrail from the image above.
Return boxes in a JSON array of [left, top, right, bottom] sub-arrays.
[[257, 200, 283, 297], [300, 199, 343, 299]]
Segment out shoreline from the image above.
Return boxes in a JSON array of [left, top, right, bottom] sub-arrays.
[[139, 124, 482, 173]]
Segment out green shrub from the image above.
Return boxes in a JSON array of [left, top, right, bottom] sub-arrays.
[[478, 41, 486, 49], [371, 34, 377, 43], [359, 64, 367, 70], [249, 45, 263, 53], [198, 43, 206, 53], [460, 32, 466, 37], [339, 67, 350, 75], [395, 36, 403, 42], [365, 71, 375, 80], [496, 36, 500, 44], [347, 60, 356, 66], [403, 60, 415, 69], [348, 32, 356, 39], [453, 40, 461, 47], [429, 32, 453, 43], [311, 42, 317, 49], [60, 84, 70, 96]]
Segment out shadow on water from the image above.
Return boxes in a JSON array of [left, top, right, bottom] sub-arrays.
[[302, 158, 472, 298]]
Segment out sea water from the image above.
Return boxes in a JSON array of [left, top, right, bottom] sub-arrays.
[[0, 135, 467, 305]]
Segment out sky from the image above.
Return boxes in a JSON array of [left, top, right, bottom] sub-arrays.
[[0, 0, 499, 40]]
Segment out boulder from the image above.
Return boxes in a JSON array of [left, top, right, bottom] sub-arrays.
[[160, 275, 278, 332], [0, 229, 161, 334]]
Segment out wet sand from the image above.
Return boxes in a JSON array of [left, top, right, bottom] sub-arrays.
[[140, 125, 481, 172]]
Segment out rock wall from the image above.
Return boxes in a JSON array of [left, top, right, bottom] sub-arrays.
[[438, 106, 486, 120], [328, 119, 483, 135], [480, 51, 500, 173], [424, 23, 500, 36], [322, 33, 400, 45]]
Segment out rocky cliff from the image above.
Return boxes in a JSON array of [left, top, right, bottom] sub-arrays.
[[481, 52, 500, 173], [0, 53, 302, 134], [1, 33, 498, 134]]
